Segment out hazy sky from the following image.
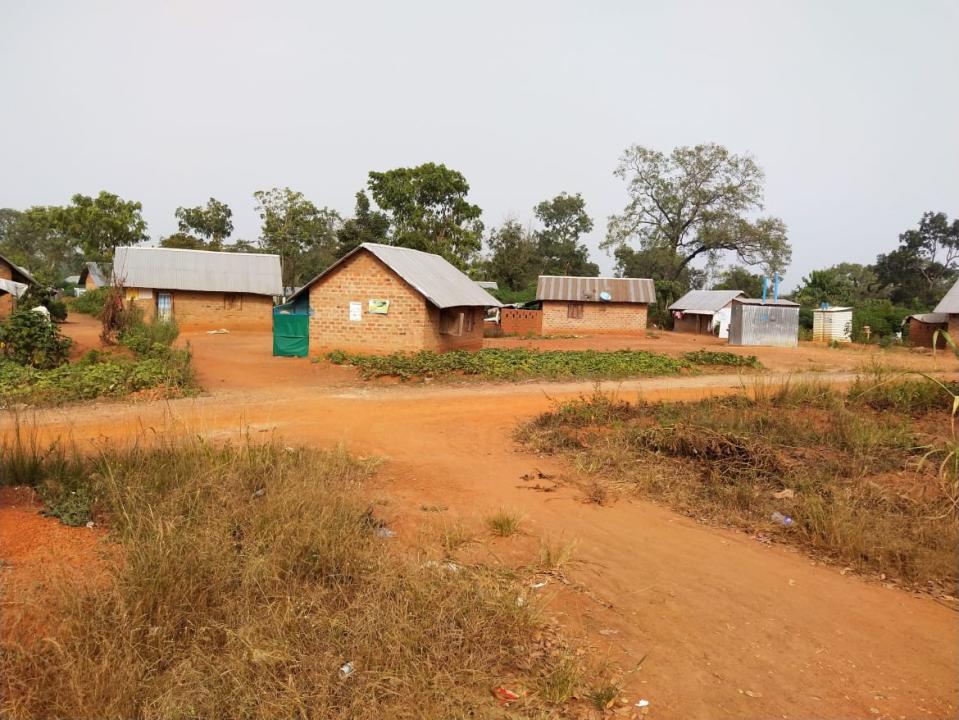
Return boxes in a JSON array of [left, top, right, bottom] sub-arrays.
[[2, 0, 957, 288]]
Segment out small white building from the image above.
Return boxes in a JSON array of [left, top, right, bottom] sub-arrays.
[[811, 306, 853, 342]]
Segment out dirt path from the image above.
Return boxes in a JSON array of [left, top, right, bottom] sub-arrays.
[[3, 370, 957, 719]]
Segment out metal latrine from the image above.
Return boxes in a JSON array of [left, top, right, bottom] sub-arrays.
[[728, 298, 800, 347]]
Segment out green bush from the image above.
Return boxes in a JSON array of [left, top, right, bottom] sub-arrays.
[[71, 286, 110, 316], [681, 350, 761, 368], [120, 318, 180, 355], [0, 309, 72, 369], [18, 285, 67, 322], [0, 347, 194, 406], [328, 347, 693, 381], [852, 300, 912, 341]]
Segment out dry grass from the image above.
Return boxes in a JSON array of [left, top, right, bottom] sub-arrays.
[[486, 509, 524, 537], [517, 378, 959, 590], [1, 432, 583, 719]]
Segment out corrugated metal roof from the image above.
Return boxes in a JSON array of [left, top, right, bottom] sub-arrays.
[[0, 277, 28, 297], [812, 306, 853, 313], [536, 276, 655, 303], [79, 261, 110, 287], [112, 246, 283, 296], [733, 297, 800, 307], [934, 277, 959, 314], [290, 243, 501, 309], [905, 312, 948, 324], [0, 252, 37, 286], [669, 289, 744, 314]]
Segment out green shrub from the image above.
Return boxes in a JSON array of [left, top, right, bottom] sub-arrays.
[[120, 318, 179, 355], [327, 347, 691, 381], [18, 285, 68, 322], [682, 350, 761, 368], [0, 346, 194, 407], [0, 309, 72, 369], [71, 286, 110, 316]]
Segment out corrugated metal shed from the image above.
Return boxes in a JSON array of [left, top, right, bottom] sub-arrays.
[[812, 306, 852, 342], [669, 289, 744, 314], [79, 262, 110, 287], [290, 243, 501, 309], [112, 246, 283, 296], [934, 278, 959, 314], [536, 276, 655, 303], [728, 298, 800, 347]]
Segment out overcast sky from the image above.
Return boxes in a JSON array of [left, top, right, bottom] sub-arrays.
[[2, 0, 957, 288]]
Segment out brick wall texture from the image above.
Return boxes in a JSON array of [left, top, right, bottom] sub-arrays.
[[126, 289, 273, 331], [500, 308, 543, 336], [541, 300, 648, 334], [0, 258, 13, 319], [949, 314, 959, 341], [307, 250, 484, 353], [907, 319, 948, 349]]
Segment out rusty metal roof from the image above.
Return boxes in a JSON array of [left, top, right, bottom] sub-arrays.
[[536, 276, 655, 304], [112, 246, 283, 296], [934, 277, 959, 314], [290, 243, 501, 309], [669, 289, 744, 314]]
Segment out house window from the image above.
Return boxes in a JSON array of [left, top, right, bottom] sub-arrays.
[[567, 302, 584, 319], [440, 308, 474, 336], [224, 293, 242, 310]]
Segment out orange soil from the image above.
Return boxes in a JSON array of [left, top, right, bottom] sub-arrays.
[[2, 318, 957, 719]]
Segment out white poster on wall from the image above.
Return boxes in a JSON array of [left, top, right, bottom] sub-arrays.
[[349, 301, 362, 322]]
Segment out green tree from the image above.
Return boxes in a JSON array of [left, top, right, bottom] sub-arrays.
[[366, 162, 483, 268], [254, 188, 341, 287], [604, 143, 791, 280], [484, 219, 539, 292], [0, 207, 81, 284], [713, 265, 765, 298], [56, 191, 148, 262], [534, 192, 598, 276], [791, 263, 883, 308], [336, 191, 389, 256], [160, 232, 209, 250], [874, 211, 958, 307], [173, 198, 234, 249]]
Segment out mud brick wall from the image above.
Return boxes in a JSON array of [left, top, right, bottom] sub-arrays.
[[500, 308, 542, 336], [0, 258, 13, 319], [125, 289, 273, 330], [308, 251, 484, 354], [541, 300, 647, 334]]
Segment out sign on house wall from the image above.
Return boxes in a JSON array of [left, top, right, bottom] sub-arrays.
[[368, 299, 390, 315], [349, 301, 362, 322]]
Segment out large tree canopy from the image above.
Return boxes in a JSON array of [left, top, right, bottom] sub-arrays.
[[484, 219, 539, 292], [56, 191, 148, 262], [712, 265, 765, 299], [603, 143, 791, 280], [534, 193, 598, 277], [254, 187, 342, 288], [0, 207, 82, 284], [791, 263, 883, 308], [874, 211, 958, 307], [173, 198, 234, 249], [366, 163, 483, 269], [335, 191, 389, 257]]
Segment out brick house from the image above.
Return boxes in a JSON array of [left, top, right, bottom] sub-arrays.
[[0, 252, 36, 320], [933, 277, 959, 341], [112, 246, 282, 331], [668, 289, 744, 338], [536, 275, 655, 334], [904, 313, 949, 348], [78, 261, 110, 291], [286, 243, 500, 354]]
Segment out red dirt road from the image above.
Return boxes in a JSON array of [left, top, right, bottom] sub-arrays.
[[3, 322, 957, 719]]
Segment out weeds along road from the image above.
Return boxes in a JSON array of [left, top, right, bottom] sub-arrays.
[[4, 371, 958, 720]]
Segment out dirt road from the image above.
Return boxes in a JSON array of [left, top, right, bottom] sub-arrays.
[[3, 322, 957, 719]]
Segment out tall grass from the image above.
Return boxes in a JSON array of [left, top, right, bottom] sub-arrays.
[[517, 378, 959, 588], [1, 433, 566, 719]]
